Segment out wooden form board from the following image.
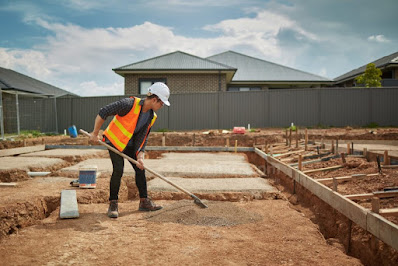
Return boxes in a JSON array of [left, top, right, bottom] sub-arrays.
[[317, 173, 379, 184], [254, 147, 398, 251], [0, 182, 17, 187], [345, 190, 398, 200], [0, 145, 45, 157]]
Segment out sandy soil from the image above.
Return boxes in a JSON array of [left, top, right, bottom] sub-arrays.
[[0, 200, 362, 266], [1, 128, 398, 265]]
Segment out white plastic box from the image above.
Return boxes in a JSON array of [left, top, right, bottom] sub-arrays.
[[79, 165, 98, 189]]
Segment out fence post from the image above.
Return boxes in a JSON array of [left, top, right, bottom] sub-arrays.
[[0, 89, 3, 139], [16, 92, 20, 135]]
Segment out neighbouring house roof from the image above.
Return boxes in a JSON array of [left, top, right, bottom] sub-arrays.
[[114, 51, 237, 72], [207, 51, 331, 83], [0, 67, 77, 97], [334, 51, 398, 82]]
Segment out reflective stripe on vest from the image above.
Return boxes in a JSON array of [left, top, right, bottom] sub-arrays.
[[104, 98, 142, 151], [136, 112, 157, 157]]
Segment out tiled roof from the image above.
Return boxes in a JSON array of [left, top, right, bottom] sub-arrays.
[[207, 51, 331, 82], [113, 51, 236, 71], [334, 51, 398, 82], [0, 67, 77, 97]]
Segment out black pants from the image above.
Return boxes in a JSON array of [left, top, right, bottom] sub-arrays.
[[108, 145, 147, 201]]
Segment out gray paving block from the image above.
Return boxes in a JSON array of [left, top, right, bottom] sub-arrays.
[[60, 190, 79, 219]]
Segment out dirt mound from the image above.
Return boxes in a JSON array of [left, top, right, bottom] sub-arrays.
[[145, 200, 263, 226]]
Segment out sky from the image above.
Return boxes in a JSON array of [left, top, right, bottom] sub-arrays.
[[0, 0, 397, 97]]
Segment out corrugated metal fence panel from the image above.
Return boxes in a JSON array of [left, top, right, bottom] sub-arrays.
[[168, 93, 218, 130], [219, 91, 268, 129], [57, 96, 124, 133], [4, 87, 398, 135], [18, 97, 56, 133], [321, 88, 370, 127], [269, 89, 320, 127], [371, 88, 398, 126]]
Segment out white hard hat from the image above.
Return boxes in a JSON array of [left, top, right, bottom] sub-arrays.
[[148, 82, 170, 106]]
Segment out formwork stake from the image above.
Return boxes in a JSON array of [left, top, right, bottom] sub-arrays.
[[285, 129, 289, 146], [234, 140, 238, 153], [298, 154, 303, 171], [384, 150, 390, 165], [372, 197, 380, 213], [346, 143, 350, 155], [305, 128, 308, 151], [341, 153, 346, 164], [346, 220, 352, 254], [332, 177, 338, 192], [295, 128, 299, 148], [376, 155, 382, 174]]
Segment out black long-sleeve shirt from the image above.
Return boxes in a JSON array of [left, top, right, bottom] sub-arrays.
[[99, 98, 153, 153]]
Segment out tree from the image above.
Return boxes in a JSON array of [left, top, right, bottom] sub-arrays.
[[355, 63, 382, 87]]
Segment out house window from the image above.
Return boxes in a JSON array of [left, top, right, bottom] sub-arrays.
[[381, 70, 393, 79], [139, 78, 167, 94], [227, 87, 261, 92]]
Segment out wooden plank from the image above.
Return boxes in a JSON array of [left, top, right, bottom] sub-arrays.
[[317, 173, 378, 184], [0, 182, 17, 187], [303, 165, 343, 174], [273, 150, 305, 158], [380, 208, 398, 217], [60, 190, 79, 219], [382, 165, 398, 169], [0, 145, 45, 157]]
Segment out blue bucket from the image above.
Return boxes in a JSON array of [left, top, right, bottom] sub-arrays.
[[68, 125, 78, 138]]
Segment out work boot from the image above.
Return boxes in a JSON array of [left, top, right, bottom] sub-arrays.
[[139, 198, 162, 211], [107, 200, 118, 218]]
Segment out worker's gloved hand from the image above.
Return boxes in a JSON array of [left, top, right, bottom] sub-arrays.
[[136, 151, 145, 170], [89, 132, 100, 145]]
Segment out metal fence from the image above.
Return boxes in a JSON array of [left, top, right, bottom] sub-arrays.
[[2, 87, 397, 135]]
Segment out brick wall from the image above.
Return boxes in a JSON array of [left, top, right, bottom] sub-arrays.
[[124, 73, 227, 95]]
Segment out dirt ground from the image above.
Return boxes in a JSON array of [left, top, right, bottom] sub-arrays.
[[0, 200, 362, 266], [1, 127, 398, 265]]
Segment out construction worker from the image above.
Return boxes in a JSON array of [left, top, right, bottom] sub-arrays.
[[89, 82, 170, 218]]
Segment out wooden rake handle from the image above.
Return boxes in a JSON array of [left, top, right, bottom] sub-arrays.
[[79, 129, 195, 197]]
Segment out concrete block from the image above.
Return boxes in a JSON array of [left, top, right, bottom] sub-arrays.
[[60, 190, 79, 219]]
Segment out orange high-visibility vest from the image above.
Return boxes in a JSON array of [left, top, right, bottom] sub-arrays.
[[104, 97, 157, 154]]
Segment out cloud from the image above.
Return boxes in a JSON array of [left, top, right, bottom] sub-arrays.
[[73, 81, 124, 96], [2, 9, 320, 96], [367, 35, 390, 43]]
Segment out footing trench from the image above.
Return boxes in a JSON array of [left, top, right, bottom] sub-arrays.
[[254, 148, 398, 265]]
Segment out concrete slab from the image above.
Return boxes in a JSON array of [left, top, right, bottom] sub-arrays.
[[0, 145, 45, 157], [0, 157, 65, 171], [147, 177, 277, 193], [20, 149, 106, 158], [60, 152, 259, 178], [159, 152, 248, 162]]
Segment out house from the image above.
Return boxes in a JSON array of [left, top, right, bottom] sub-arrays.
[[207, 51, 332, 91], [113, 50, 332, 95], [0, 67, 77, 98], [334, 51, 398, 87], [0, 67, 77, 136]]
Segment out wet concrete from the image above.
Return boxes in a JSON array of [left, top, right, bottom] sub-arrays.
[[60, 152, 259, 178], [20, 149, 107, 158], [0, 157, 65, 171], [147, 177, 277, 193]]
